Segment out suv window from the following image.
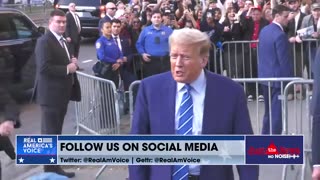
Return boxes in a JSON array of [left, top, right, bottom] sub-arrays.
[[12, 15, 35, 39], [0, 15, 16, 40], [58, 0, 101, 6], [0, 14, 36, 40]]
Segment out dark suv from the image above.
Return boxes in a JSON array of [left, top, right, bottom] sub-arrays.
[[56, 0, 109, 37], [0, 8, 45, 103]]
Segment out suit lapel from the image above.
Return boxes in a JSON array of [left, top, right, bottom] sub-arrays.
[[47, 31, 70, 63], [158, 75, 176, 134]]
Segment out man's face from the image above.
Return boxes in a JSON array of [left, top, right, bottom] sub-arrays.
[[101, 22, 112, 36], [244, 0, 253, 10], [238, 0, 245, 8], [106, 3, 117, 17], [112, 22, 121, 36], [276, 11, 290, 27], [151, 13, 162, 26], [312, 9, 320, 20], [69, 3, 76, 12], [161, 0, 170, 10], [170, 43, 207, 83], [251, 9, 262, 21], [49, 15, 66, 35], [214, 11, 221, 20], [288, 1, 300, 11]]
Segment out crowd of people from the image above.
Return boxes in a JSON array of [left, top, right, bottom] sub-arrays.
[[92, 0, 320, 101]]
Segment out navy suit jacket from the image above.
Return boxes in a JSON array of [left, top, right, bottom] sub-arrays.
[[312, 47, 320, 165], [258, 23, 293, 87], [129, 71, 259, 180]]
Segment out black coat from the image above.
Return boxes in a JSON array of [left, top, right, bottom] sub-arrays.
[[33, 31, 81, 106], [240, 17, 269, 41]]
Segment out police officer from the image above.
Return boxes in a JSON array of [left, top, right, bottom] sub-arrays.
[[95, 20, 124, 87], [136, 10, 173, 78]]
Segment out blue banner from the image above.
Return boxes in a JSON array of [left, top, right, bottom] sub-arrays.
[[16, 136, 58, 165], [245, 135, 303, 164]]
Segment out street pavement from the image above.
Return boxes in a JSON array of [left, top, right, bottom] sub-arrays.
[[0, 13, 314, 179]]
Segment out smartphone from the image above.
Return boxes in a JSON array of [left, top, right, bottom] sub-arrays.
[[207, 12, 212, 18], [170, 14, 175, 20]]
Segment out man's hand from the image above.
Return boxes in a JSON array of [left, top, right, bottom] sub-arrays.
[[0, 121, 14, 136], [289, 37, 296, 43], [71, 57, 78, 64], [66, 37, 72, 43], [312, 32, 320, 38], [142, 53, 151, 62], [295, 35, 302, 43], [116, 58, 124, 64], [67, 63, 77, 73], [123, 57, 128, 63], [312, 167, 320, 180], [112, 63, 121, 71]]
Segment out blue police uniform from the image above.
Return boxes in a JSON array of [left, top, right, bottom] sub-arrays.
[[135, 24, 173, 78], [136, 24, 173, 56], [95, 35, 123, 87], [96, 36, 123, 63]]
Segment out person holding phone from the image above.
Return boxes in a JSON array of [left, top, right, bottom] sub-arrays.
[[136, 10, 173, 78]]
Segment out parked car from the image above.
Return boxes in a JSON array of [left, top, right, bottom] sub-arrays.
[[0, 7, 45, 103], [55, 0, 110, 37]]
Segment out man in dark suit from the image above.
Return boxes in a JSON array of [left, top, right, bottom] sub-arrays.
[[34, 9, 81, 178], [258, 5, 293, 134], [111, 19, 137, 114], [129, 28, 258, 180], [311, 47, 320, 180], [111, 19, 136, 91], [65, 2, 81, 58], [98, 2, 117, 35]]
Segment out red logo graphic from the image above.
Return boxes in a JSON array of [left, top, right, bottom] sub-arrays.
[[265, 142, 278, 155], [247, 141, 301, 156]]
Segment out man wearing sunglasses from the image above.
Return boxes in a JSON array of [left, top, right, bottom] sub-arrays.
[[99, 2, 117, 34]]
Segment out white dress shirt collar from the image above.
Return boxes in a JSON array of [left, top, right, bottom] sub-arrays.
[[272, 21, 284, 31], [50, 30, 64, 42], [177, 69, 206, 94]]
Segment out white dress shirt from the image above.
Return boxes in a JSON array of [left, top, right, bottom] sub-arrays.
[[70, 12, 81, 33], [112, 34, 122, 51], [294, 12, 301, 33], [50, 30, 70, 74], [273, 21, 284, 32], [175, 69, 206, 175]]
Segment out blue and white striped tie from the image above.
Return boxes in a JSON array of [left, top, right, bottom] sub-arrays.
[[172, 84, 193, 180]]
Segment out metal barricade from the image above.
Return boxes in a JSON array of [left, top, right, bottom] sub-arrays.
[[220, 40, 258, 78], [206, 43, 219, 73], [75, 72, 120, 135], [232, 77, 303, 134], [282, 79, 314, 180], [128, 80, 141, 129], [219, 39, 320, 79], [74, 71, 120, 179]]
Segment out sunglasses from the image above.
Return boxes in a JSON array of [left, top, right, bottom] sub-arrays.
[[109, 7, 117, 10], [133, 21, 140, 23]]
